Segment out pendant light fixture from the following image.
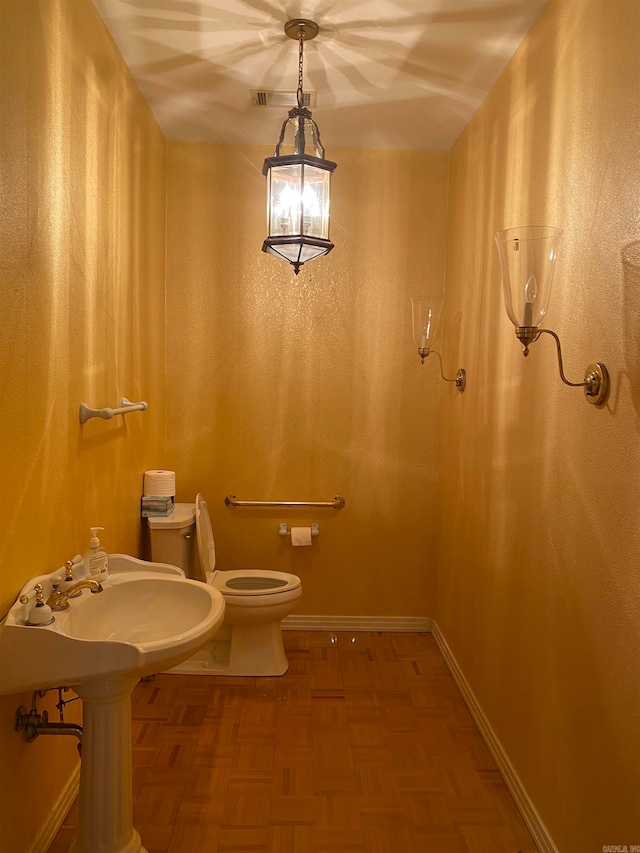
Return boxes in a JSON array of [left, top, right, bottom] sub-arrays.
[[262, 19, 337, 275]]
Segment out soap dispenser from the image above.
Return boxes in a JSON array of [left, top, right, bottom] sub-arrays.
[[85, 527, 108, 580]]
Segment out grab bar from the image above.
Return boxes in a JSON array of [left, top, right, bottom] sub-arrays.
[[225, 495, 345, 510], [79, 397, 148, 424]]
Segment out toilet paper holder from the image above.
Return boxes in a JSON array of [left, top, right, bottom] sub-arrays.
[[279, 523, 319, 537]]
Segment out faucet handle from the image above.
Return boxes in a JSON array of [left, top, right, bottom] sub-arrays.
[[60, 561, 82, 597], [19, 582, 43, 605], [23, 585, 55, 626]]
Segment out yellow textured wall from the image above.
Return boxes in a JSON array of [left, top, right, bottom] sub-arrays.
[[435, 0, 640, 849], [5, 1, 636, 850], [166, 143, 450, 617], [0, 1, 166, 850]]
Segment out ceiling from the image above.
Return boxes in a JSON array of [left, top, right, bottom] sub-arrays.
[[92, 0, 548, 150]]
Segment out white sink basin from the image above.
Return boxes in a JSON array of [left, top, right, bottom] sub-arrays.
[[0, 554, 225, 853], [0, 557, 225, 695]]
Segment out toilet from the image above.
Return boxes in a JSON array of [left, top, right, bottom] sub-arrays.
[[147, 494, 301, 676]]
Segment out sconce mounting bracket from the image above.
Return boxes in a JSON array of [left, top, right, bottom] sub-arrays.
[[584, 362, 609, 407], [454, 369, 466, 393], [518, 327, 610, 407], [419, 349, 466, 393]]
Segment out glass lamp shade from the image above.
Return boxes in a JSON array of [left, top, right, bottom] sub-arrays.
[[495, 226, 562, 327], [411, 297, 443, 354], [262, 152, 336, 274]]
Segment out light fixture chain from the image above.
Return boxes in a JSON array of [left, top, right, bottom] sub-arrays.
[[297, 34, 304, 108]]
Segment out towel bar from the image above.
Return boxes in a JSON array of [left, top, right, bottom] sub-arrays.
[[79, 397, 148, 424]]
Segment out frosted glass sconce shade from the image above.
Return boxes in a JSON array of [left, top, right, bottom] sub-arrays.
[[410, 297, 465, 392], [411, 296, 443, 356], [495, 225, 561, 329], [494, 225, 609, 407]]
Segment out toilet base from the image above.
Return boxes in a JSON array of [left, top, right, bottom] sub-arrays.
[[164, 622, 289, 677]]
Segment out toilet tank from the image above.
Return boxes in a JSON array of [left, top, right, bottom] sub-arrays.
[[147, 502, 196, 576]]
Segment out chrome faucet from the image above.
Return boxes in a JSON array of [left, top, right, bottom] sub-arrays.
[[47, 579, 103, 611]]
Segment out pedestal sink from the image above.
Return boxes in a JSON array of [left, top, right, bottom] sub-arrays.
[[0, 555, 225, 853]]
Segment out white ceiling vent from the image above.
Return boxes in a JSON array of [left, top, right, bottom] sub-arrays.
[[251, 89, 317, 108]]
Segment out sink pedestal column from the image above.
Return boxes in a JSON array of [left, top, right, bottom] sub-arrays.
[[70, 675, 146, 853]]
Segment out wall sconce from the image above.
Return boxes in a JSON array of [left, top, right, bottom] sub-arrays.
[[495, 226, 609, 407], [411, 297, 466, 391], [262, 20, 337, 275]]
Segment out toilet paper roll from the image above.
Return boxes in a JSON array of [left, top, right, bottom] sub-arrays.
[[291, 526, 312, 547], [143, 470, 176, 497]]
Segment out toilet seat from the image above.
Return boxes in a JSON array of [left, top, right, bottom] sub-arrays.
[[211, 569, 301, 596], [195, 494, 301, 596]]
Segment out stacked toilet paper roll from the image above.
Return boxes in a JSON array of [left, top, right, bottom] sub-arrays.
[[143, 470, 176, 497]]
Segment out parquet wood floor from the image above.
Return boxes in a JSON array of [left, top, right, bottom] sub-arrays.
[[47, 632, 538, 852]]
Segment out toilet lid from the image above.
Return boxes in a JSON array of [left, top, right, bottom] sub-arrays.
[[211, 569, 301, 596], [194, 493, 215, 583]]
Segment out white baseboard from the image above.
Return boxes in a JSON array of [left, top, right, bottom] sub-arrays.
[[29, 763, 80, 853], [282, 614, 432, 632], [431, 621, 558, 853]]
